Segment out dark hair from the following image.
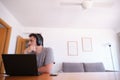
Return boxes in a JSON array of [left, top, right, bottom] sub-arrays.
[[29, 33, 43, 46]]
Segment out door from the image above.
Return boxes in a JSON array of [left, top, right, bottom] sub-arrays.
[[0, 28, 7, 73], [16, 36, 28, 54], [0, 18, 11, 73]]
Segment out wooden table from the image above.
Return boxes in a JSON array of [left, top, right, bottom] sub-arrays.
[[0, 74, 52, 80], [0, 72, 120, 80], [52, 72, 120, 80]]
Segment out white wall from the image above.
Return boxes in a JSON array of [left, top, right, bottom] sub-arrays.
[[0, 2, 23, 53], [23, 27, 120, 73], [0, 1, 120, 73], [116, 28, 120, 34]]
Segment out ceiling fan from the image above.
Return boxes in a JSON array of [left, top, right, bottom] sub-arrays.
[[60, 0, 114, 9]]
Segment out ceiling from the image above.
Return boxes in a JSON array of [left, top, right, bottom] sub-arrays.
[[0, 0, 120, 29]]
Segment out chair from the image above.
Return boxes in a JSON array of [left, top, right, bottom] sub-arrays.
[[62, 62, 84, 72], [84, 63, 105, 72]]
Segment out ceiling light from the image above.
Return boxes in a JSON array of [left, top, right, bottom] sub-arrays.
[[81, 0, 93, 9]]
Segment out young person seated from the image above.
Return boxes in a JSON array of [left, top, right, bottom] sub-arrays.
[[24, 33, 54, 74]]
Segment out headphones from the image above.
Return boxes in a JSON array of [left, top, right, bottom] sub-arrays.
[[35, 34, 43, 46]]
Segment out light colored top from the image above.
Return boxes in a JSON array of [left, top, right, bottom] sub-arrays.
[[36, 48, 54, 68], [29, 48, 54, 74]]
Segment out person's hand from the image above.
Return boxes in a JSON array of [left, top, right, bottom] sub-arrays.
[[24, 45, 37, 54], [28, 45, 36, 52]]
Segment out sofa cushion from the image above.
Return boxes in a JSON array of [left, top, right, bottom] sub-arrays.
[[62, 62, 84, 72], [84, 63, 105, 72]]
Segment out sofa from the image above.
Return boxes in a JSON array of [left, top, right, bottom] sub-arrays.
[[62, 62, 110, 72]]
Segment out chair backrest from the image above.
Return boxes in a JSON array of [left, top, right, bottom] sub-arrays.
[[62, 62, 84, 72], [84, 63, 105, 72]]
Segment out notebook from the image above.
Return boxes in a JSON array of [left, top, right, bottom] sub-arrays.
[[2, 54, 39, 76]]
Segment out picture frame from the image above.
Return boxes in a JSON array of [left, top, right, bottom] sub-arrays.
[[82, 37, 93, 52], [67, 41, 78, 56]]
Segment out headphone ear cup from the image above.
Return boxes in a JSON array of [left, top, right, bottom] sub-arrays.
[[37, 40, 42, 46], [36, 34, 42, 46]]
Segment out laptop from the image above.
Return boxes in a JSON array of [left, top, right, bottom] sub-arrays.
[[2, 54, 39, 76]]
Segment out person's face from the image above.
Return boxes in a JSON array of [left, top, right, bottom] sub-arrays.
[[28, 36, 37, 46]]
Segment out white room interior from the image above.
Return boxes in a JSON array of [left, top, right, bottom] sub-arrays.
[[0, 0, 120, 73]]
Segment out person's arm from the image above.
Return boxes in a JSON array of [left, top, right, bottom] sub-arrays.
[[38, 63, 53, 73], [38, 48, 54, 73]]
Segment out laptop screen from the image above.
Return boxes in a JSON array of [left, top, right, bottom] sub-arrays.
[[2, 54, 38, 76]]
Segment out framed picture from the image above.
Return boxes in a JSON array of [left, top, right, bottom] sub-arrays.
[[67, 41, 78, 56], [82, 37, 92, 52]]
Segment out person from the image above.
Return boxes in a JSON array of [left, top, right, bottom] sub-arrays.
[[24, 33, 54, 74]]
